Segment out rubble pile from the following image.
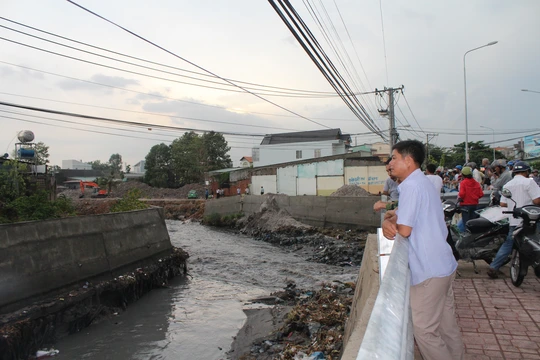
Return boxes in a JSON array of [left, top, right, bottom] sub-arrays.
[[238, 282, 354, 360], [330, 185, 372, 197], [237, 195, 367, 267]]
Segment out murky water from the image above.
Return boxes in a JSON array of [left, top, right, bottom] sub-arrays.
[[54, 221, 359, 360]]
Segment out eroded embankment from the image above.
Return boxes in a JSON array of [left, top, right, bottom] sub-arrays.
[[0, 248, 189, 360]]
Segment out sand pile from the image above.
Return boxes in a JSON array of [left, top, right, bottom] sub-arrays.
[[330, 184, 372, 197]]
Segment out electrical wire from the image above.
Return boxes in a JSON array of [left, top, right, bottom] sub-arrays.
[[378, 0, 389, 85], [0, 101, 267, 137], [0, 16, 353, 96], [0, 61, 368, 122], [0, 24, 357, 98], [268, 0, 385, 139], [66, 0, 332, 129], [0, 92, 304, 132]]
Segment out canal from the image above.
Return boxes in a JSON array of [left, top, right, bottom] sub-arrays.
[[53, 221, 359, 359]]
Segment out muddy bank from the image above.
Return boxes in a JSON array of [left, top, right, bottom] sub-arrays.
[[231, 282, 354, 360], [73, 198, 206, 220], [0, 248, 189, 360], [233, 195, 368, 267]]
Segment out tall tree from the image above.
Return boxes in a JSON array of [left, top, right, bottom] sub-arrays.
[[202, 131, 232, 171], [448, 141, 505, 167], [170, 132, 204, 185], [34, 142, 50, 165], [108, 153, 123, 175], [88, 160, 111, 172], [144, 143, 173, 188]]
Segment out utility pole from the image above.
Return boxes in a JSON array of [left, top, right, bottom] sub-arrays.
[[425, 133, 438, 165], [375, 86, 405, 150]]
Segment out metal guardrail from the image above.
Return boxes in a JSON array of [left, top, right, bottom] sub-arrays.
[[356, 234, 413, 360]]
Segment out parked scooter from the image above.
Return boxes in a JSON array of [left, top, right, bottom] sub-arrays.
[[443, 200, 509, 273], [501, 189, 540, 287]]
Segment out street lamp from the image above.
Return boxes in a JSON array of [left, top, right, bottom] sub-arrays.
[[480, 125, 495, 161], [522, 89, 540, 94], [463, 41, 498, 163]]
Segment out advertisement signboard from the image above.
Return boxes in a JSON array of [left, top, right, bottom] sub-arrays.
[[524, 135, 540, 159]]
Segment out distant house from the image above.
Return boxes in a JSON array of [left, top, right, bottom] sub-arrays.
[[239, 156, 253, 168], [62, 159, 92, 170], [252, 128, 351, 167], [133, 160, 146, 173], [349, 144, 375, 157]]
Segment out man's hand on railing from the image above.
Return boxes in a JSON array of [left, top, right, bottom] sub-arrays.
[[382, 210, 397, 240], [373, 200, 387, 212]]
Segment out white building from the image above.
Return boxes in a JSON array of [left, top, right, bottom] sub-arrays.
[[62, 159, 92, 170], [133, 160, 146, 173], [252, 129, 351, 167]]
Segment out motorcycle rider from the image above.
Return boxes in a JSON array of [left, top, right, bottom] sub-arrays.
[[466, 162, 484, 184], [487, 161, 540, 279], [490, 159, 512, 204], [457, 166, 484, 231]]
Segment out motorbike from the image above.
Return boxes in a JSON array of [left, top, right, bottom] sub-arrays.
[[443, 200, 509, 273], [501, 189, 540, 287]]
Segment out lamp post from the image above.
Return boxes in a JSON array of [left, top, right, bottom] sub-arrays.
[[463, 41, 498, 163], [522, 89, 540, 94], [480, 125, 495, 161]]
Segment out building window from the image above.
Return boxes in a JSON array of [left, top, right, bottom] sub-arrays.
[[296, 150, 302, 159], [252, 148, 260, 162], [314, 149, 321, 158]]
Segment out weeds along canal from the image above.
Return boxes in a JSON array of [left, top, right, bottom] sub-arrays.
[[52, 221, 359, 360]]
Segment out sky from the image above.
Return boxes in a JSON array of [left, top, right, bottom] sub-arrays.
[[1, 0, 539, 168]]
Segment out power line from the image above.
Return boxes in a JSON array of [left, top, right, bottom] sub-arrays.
[[0, 24, 354, 99], [268, 0, 385, 139], [66, 0, 332, 129], [0, 92, 303, 132], [378, 0, 389, 85], [401, 92, 426, 134], [0, 36, 342, 100], [0, 101, 267, 137], [0, 16, 352, 96], [0, 61, 368, 122]]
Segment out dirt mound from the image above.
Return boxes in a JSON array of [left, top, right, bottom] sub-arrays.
[[112, 181, 206, 199], [240, 195, 312, 234], [57, 181, 208, 200], [330, 184, 372, 197]]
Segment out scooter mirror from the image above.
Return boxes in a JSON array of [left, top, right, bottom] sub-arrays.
[[501, 188, 512, 199]]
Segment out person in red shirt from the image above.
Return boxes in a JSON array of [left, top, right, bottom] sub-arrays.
[[458, 166, 484, 230]]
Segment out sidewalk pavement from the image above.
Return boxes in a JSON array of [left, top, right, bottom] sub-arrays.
[[454, 261, 540, 359]]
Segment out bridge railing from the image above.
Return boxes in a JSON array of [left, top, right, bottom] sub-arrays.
[[356, 198, 414, 360]]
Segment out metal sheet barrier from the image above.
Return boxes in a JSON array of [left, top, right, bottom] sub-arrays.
[[356, 234, 413, 360]]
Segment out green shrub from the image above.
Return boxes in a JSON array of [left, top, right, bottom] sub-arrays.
[[203, 212, 222, 226], [0, 190, 76, 223], [110, 189, 148, 213]]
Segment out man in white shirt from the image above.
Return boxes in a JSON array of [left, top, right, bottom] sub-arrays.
[[425, 163, 443, 194], [487, 161, 540, 278], [383, 140, 462, 360]]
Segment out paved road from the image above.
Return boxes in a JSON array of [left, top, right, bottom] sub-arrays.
[[454, 261, 540, 359]]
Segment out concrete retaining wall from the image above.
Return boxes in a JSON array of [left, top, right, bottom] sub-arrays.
[[204, 194, 380, 230], [342, 235, 379, 359], [0, 208, 172, 310]]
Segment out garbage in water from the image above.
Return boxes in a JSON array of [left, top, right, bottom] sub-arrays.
[[35, 348, 59, 358]]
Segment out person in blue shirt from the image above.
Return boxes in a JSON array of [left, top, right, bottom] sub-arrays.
[[383, 140, 463, 360]]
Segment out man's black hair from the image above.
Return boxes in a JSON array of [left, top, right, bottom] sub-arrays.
[[426, 163, 437, 174], [392, 140, 425, 167]]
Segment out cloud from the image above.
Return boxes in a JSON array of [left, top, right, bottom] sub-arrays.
[[56, 73, 139, 92], [0, 65, 44, 81]]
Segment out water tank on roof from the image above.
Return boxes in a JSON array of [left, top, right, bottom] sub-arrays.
[[17, 130, 35, 143], [17, 148, 35, 159]]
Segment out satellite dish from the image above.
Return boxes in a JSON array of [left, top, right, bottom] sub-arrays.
[[17, 130, 35, 143]]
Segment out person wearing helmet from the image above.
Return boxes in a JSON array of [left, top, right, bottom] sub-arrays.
[[487, 161, 540, 278], [466, 162, 484, 184], [507, 160, 515, 172], [457, 166, 484, 231], [490, 159, 512, 193]]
